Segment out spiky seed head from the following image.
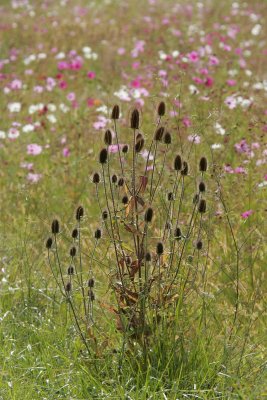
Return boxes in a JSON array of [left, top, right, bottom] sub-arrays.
[[111, 104, 120, 120], [76, 206, 84, 221], [104, 129, 112, 146], [66, 282, 72, 292], [181, 161, 189, 176], [102, 210, 108, 220], [198, 199, 207, 213], [99, 148, 108, 164], [199, 182, 206, 192], [136, 133, 143, 141], [88, 278, 95, 288], [51, 219, 59, 235], [167, 192, 174, 201], [118, 177, 124, 187], [135, 138, 144, 152], [68, 265, 74, 275], [95, 229, 102, 239], [199, 157, 208, 172], [174, 155, 182, 171], [196, 240, 203, 250], [154, 126, 165, 141], [46, 237, 53, 249], [122, 144, 129, 154], [174, 227, 182, 240], [70, 246, 76, 257], [92, 172, 100, 184], [112, 174, 118, 184], [72, 228, 78, 239], [122, 195, 129, 204], [157, 101, 166, 117], [164, 131, 171, 145], [130, 109, 140, 129], [156, 242, 164, 255], [145, 252, 151, 262], [144, 207, 153, 223]]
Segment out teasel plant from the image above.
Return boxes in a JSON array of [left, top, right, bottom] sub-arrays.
[[46, 102, 241, 370]]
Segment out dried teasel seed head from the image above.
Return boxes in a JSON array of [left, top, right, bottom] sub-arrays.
[[130, 109, 140, 129], [99, 148, 108, 164], [46, 237, 53, 249], [88, 289, 95, 301], [88, 278, 95, 288], [167, 192, 174, 201], [70, 246, 76, 257], [181, 161, 189, 176], [122, 144, 129, 153], [174, 155, 182, 171], [104, 129, 112, 146], [68, 265, 74, 275], [199, 181, 206, 192], [76, 206, 84, 221], [157, 101, 166, 117], [72, 228, 78, 239], [199, 157, 208, 172], [145, 252, 151, 262], [94, 228, 102, 239], [198, 199, 207, 213], [135, 138, 144, 152], [154, 126, 165, 141], [196, 240, 203, 250], [122, 195, 129, 204], [144, 207, 153, 223], [111, 104, 120, 120], [118, 177, 124, 187], [92, 172, 100, 184], [136, 133, 143, 141], [112, 174, 118, 184], [174, 227, 182, 240], [193, 193, 200, 204], [66, 282, 72, 292], [156, 242, 164, 255], [163, 131, 171, 145], [102, 210, 108, 220], [51, 219, 59, 235]]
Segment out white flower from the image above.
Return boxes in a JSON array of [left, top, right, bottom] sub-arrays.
[[47, 103, 57, 112], [59, 103, 70, 113], [22, 124, 34, 133], [211, 143, 222, 149], [251, 24, 261, 36], [23, 54, 36, 65], [258, 181, 267, 188], [28, 103, 44, 114], [158, 50, 167, 60], [214, 122, 226, 136], [172, 50, 180, 58], [8, 128, 20, 139], [0, 130, 6, 139], [38, 53, 47, 59], [96, 105, 108, 114], [8, 102, 21, 112], [82, 46, 92, 53], [114, 86, 131, 101], [47, 114, 57, 124], [189, 85, 199, 95]]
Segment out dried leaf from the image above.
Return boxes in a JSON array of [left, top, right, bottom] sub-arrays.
[[139, 175, 148, 193]]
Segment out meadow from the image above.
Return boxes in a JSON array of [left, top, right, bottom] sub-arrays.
[[0, 0, 266, 399]]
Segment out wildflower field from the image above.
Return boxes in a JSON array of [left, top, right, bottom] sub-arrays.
[[0, 0, 266, 398]]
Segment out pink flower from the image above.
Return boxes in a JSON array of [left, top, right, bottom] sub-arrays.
[[241, 210, 253, 219], [234, 166, 246, 174], [58, 61, 69, 70], [205, 76, 214, 87], [225, 95, 237, 109], [264, 174, 267, 181], [226, 79, 236, 87], [62, 147, 70, 157], [87, 98, 95, 107], [182, 117, 191, 127], [108, 144, 125, 153], [188, 51, 199, 63], [87, 71, 96, 79], [130, 78, 141, 88], [209, 55, 219, 66], [59, 80, 67, 89], [10, 79, 22, 90], [27, 143, 42, 155], [27, 173, 42, 183], [67, 92, 76, 101], [117, 47, 126, 55], [188, 134, 201, 144]]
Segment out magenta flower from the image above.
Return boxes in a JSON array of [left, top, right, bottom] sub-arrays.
[[188, 51, 199, 63], [87, 71, 96, 79], [241, 210, 253, 219], [182, 117, 191, 127], [62, 147, 70, 157]]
